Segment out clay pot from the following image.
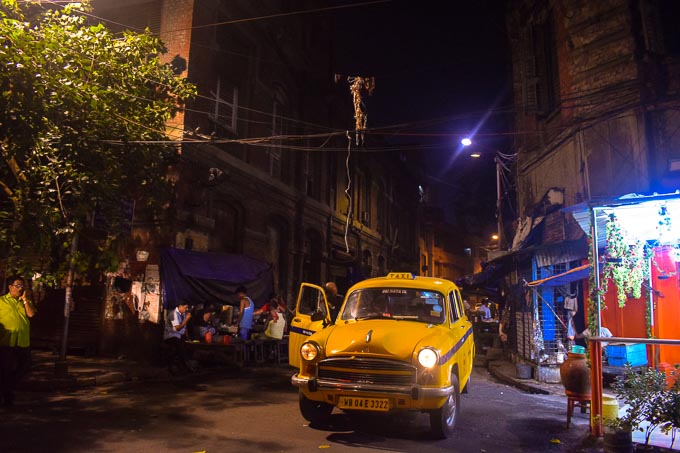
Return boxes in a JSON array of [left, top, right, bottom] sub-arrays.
[[560, 352, 591, 396], [603, 429, 633, 453]]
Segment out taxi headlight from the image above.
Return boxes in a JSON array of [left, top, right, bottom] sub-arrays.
[[417, 347, 438, 368], [300, 342, 320, 361]]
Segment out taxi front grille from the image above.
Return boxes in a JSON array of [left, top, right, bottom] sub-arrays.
[[318, 357, 416, 386]]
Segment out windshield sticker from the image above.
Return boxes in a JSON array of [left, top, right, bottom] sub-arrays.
[[382, 289, 407, 294]]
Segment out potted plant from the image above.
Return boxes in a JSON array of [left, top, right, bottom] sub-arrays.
[[605, 366, 670, 452], [602, 404, 637, 453], [659, 366, 680, 449]]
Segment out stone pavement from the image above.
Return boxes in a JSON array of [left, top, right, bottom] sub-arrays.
[[20, 348, 297, 392], [17, 348, 678, 451], [19, 349, 172, 392], [14, 349, 607, 451]]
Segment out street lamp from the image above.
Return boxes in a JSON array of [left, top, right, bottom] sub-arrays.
[[461, 138, 511, 250]]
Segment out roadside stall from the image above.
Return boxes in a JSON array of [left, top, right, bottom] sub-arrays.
[[564, 192, 680, 367], [564, 191, 680, 436]]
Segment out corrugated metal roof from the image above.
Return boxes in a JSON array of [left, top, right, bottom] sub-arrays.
[[533, 239, 589, 267], [563, 203, 608, 246]]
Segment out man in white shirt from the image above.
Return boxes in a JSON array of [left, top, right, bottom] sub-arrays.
[[164, 302, 192, 373], [576, 326, 613, 360], [478, 299, 492, 321]]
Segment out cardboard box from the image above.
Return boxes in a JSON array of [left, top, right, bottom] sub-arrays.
[[607, 343, 648, 367]]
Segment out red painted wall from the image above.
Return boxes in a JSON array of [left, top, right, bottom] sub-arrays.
[[586, 247, 680, 367], [653, 246, 680, 365]]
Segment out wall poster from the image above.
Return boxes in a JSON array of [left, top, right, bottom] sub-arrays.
[[141, 264, 161, 324]]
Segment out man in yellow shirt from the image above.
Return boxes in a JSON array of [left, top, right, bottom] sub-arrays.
[[0, 276, 36, 407]]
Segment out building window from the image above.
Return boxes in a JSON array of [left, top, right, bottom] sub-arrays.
[[266, 219, 289, 295], [532, 12, 560, 115], [377, 180, 387, 233], [268, 101, 283, 178], [210, 78, 238, 134], [659, 0, 680, 54], [361, 172, 371, 227], [304, 151, 321, 200]]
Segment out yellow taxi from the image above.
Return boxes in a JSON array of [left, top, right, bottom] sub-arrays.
[[289, 272, 475, 438]]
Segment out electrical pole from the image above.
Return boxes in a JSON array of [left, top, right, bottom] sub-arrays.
[[495, 154, 503, 250]]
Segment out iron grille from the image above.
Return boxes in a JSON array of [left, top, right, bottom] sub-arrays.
[[318, 357, 417, 385]]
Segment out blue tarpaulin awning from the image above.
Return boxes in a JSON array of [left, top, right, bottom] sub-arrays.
[[160, 248, 273, 309]]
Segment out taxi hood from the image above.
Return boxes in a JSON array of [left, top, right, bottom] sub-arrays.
[[323, 319, 442, 360]]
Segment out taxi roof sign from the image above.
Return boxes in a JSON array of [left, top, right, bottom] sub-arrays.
[[387, 272, 416, 280]]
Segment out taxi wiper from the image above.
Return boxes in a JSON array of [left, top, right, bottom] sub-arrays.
[[355, 314, 392, 321]]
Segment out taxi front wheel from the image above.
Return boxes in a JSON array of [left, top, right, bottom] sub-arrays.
[[429, 374, 460, 439], [299, 392, 333, 426]]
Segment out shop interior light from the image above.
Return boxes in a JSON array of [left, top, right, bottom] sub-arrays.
[[605, 199, 680, 245]]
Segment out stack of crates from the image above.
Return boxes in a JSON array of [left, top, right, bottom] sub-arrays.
[[607, 343, 648, 367]]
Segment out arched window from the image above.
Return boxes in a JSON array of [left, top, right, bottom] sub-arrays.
[[268, 83, 290, 179], [362, 249, 373, 277], [302, 229, 323, 284], [266, 217, 289, 295], [209, 200, 244, 254], [376, 179, 387, 233]]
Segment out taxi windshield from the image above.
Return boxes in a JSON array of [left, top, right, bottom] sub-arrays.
[[339, 288, 446, 324]]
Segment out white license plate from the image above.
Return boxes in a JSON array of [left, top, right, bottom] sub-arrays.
[[337, 396, 390, 411]]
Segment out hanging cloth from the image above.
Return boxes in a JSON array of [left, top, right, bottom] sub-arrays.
[[564, 296, 578, 312]]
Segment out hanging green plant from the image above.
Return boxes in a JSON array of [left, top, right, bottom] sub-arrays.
[[602, 214, 651, 308]]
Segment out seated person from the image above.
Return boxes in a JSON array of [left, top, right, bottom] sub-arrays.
[[254, 293, 281, 325], [478, 299, 492, 321], [575, 325, 613, 356], [264, 307, 286, 340], [197, 307, 223, 343]]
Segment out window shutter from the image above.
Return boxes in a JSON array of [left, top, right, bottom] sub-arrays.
[[209, 79, 238, 134]]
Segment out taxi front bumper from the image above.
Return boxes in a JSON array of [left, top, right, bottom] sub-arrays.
[[291, 373, 453, 400]]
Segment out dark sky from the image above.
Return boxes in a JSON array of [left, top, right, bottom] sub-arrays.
[[331, 0, 511, 236]]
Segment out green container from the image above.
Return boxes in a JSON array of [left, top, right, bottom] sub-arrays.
[[571, 345, 586, 354]]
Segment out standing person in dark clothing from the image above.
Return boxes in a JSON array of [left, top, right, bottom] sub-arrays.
[[0, 276, 36, 407], [324, 282, 343, 321]]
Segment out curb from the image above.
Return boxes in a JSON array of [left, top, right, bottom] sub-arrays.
[[21, 368, 171, 392], [487, 360, 551, 395], [21, 362, 295, 392]]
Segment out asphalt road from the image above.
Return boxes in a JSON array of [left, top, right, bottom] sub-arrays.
[[1, 366, 598, 452]]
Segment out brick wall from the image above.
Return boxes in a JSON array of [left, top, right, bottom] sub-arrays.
[[160, 0, 195, 139]]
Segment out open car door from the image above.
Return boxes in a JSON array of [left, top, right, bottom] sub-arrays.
[[288, 283, 331, 368]]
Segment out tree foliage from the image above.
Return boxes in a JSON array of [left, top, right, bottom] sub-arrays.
[[0, 0, 196, 283]]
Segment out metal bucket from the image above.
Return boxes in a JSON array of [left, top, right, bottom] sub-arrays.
[[516, 363, 532, 379]]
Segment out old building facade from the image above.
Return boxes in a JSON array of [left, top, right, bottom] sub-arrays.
[[509, 0, 680, 213], [497, 0, 680, 374], [90, 0, 425, 309]]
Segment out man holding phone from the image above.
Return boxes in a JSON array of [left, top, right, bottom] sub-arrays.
[[0, 276, 36, 407]]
